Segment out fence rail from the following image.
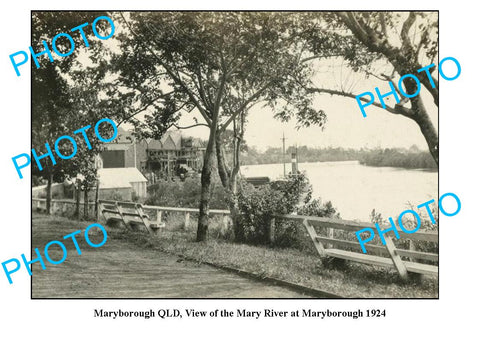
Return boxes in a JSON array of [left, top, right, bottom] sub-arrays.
[[143, 205, 229, 215], [33, 198, 95, 206], [32, 198, 438, 243], [32, 198, 231, 229], [275, 214, 438, 279], [33, 198, 438, 278], [142, 205, 230, 230], [275, 214, 439, 243]]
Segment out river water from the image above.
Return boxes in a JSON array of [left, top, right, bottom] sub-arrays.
[[240, 160, 438, 222]]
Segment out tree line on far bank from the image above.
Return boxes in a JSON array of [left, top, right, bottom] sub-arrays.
[[240, 145, 437, 170]]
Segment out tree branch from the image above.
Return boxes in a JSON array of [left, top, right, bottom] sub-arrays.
[[119, 13, 213, 127], [379, 13, 387, 36], [337, 12, 439, 106], [196, 68, 213, 111], [117, 92, 173, 126], [400, 12, 416, 56], [308, 87, 414, 117], [172, 123, 209, 130], [218, 81, 273, 132]]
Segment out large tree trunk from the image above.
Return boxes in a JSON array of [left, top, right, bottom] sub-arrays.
[[337, 12, 439, 166], [229, 180, 242, 242], [196, 130, 217, 242], [411, 99, 439, 165], [404, 78, 439, 165], [215, 127, 243, 242], [46, 171, 53, 215]]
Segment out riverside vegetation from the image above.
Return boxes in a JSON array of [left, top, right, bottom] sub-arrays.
[[241, 146, 437, 170]]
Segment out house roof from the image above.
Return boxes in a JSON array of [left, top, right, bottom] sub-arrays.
[[97, 167, 147, 189], [161, 131, 182, 149], [147, 130, 183, 150]]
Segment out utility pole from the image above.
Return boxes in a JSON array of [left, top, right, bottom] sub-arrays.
[[296, 144, 299, 172], [133, 135, 137, 169], [281, 133, 287, 177]]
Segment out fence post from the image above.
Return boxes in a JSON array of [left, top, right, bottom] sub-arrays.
[[94, 180, 100, 221], [222, 215, 229, 230], [269, 218, 275, 244], [408, 239, 416, 262], [184, 212, 190, 229], [303, 218, 326, 257], [326, 228, 334, 248], [383, 234, 408, 281], [157, 210, 162, 225]]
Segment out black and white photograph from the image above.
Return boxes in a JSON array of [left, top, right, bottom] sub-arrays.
[[5, 1, 480, 338], [29, 11, 439, 299]]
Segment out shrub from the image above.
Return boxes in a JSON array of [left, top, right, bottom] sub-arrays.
[[364, 203, 439, 263], [237, 182, 285, 245], [106, 190, 126, 202], [236, 172, 340, 248], [395, 202, 439, 256], [146, 176, 228, 209], [297, 199, 340, 219]]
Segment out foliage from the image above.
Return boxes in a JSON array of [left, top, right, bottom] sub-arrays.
[[298, 199, 340, 219], [240, 145, 438, 170], [303, 12, 439, 164], [107, 12, 330, 240], [359, 148, 437, 169], [145, 176, 229, 210], [395, 202, 439, 256], [236, 173, 340, 247], [32, 11, 116, 207], [242, 145, 360, 165], [365, 203, 438, 263], [106, 190, 126, 202], [108, 12, 325, 142]]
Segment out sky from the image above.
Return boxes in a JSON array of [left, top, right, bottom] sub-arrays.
[[177, 66, 439, 152], [151, 12, 439, 152], [72, 11, 439, 152]]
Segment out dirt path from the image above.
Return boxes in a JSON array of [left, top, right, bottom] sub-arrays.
[[32, 214, 312, 298]]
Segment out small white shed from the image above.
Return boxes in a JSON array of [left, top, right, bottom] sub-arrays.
[[97, 167, 148, 199]]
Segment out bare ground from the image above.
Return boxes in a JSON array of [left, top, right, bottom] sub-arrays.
[[31, 213, 313, 298]]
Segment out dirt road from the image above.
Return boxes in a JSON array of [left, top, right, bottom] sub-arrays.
[[32, 214, 312, 298]]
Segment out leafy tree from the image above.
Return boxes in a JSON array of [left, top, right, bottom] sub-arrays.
[[111, 12, 323, 241], [32, 62, 72, 214], [303, 12, 439, 165], [32, 11, 113, 214]]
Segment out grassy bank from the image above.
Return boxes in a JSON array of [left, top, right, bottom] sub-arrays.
[[108, 226, 438, 298]]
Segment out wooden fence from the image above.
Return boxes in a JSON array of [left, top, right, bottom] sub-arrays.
[[32, 198, 96, 218], [142, 205, 231, 230], [33, 198, 438, 278], [32, 198, 230, 229], [274, 214, 438, 279]]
